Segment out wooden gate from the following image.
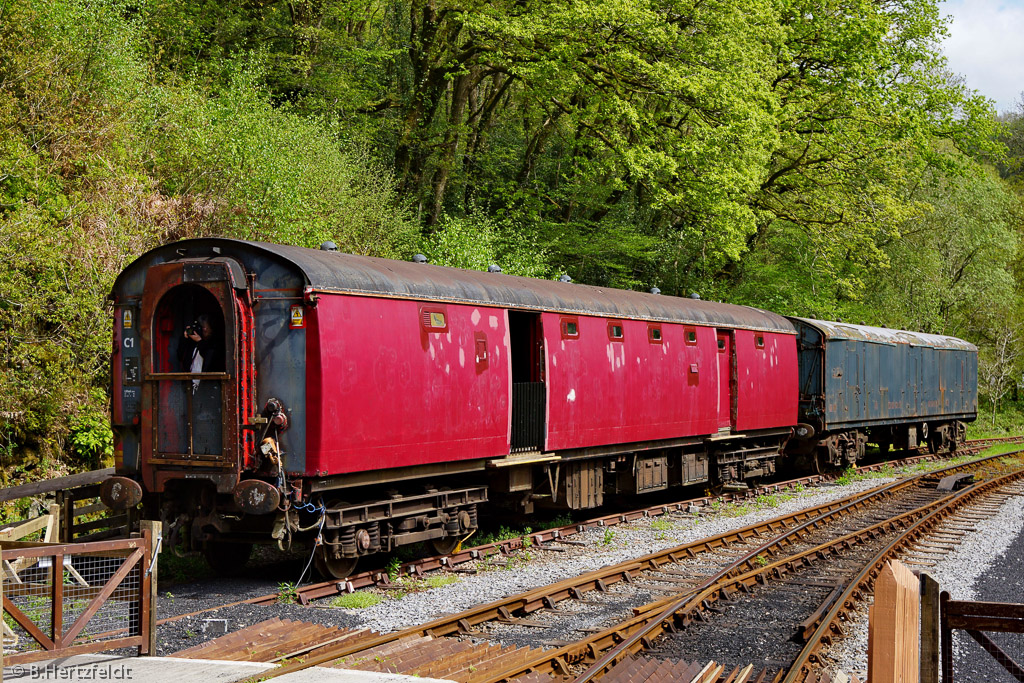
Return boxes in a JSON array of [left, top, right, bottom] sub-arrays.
[[1, 521, 159, 664], [940, 593, 1024, 683]]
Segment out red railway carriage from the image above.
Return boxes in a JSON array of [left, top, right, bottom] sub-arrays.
[[102, 238, 799, 576]]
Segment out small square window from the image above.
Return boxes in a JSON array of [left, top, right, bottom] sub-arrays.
[[756, 335, 765, 348], [685, 330, 697, 344], [561, 317, 580, 339], [648, 325, 662, 343], [420, 305, 449, 332], [717, 338, 726, 350], [608, 322, 624, 341]]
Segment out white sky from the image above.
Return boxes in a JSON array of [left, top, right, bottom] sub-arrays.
[[942, 0, 1024, 115]]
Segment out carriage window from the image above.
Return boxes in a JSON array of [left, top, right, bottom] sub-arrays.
[[756, 335, 765, 348], [685, 329, 697, 344], [561, 318, 579, 339], [717, 338, 725, 350], [608, 322, 624, 341], [648, 325, 662, 343]]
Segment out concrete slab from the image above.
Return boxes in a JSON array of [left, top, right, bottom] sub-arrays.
[[1, 654, 451, 682], [2, 654, 271, 682]]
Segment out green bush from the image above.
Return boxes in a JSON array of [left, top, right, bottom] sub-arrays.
[[0, 0, 416, 479]]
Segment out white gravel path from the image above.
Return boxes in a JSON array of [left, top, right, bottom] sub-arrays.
[[820, 483, 1024, 677], [329, 478, 897, 633]]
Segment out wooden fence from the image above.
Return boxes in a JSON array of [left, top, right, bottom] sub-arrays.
[[0, 468, 135, 542], [869, 560, 921, 683], [868, 560, 1024, 683]]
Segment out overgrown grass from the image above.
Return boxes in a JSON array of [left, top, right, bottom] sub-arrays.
[[975, 443, 1024, 459], [834, 463, 897, 486], [545, 513, 574, 528], [330, 573, 459, 608], [473, 525, 526, 547], [650, 518, 675, 531], [425, 575, 459, 589], [330, 592, 385, 609], [968, 401, 1024, 439]]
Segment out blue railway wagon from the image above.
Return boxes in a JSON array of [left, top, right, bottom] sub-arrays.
[[788, 318, 977, 467]]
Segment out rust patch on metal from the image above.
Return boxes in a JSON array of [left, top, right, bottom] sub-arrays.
[[171, 618, 378, 662]]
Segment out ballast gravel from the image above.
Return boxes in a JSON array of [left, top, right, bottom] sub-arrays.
[[819, 485, 1024, 680], [307, 479, 899, 633], [155, 478, 898, 654]]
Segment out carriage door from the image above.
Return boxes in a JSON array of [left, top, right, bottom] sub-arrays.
[[139, 261, 245, 471], [716, 331, 735, 431], [509, 311, 545, 452]]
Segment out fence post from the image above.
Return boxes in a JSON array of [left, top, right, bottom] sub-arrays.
[[139, 520, 160, 656], [45, 503, 60, 543], [869, 560, 921, 683], [940, 591, 953, 683], [920, 573, 941, 683], [62, 492, 74, 543]]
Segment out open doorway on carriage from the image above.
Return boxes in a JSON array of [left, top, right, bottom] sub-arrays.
[[716, 330, 736, 432], [509, 311, 545, 453], [147, 282, 232, 461]]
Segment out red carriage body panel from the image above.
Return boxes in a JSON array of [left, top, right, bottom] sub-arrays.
[[543, 315, 720, 451], [304, 294, 511, 475], [734, 329, 799, 432]]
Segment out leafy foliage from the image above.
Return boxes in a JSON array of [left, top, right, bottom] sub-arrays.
[[1, 0, 1024, 476]]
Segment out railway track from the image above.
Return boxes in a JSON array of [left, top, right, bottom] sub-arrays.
[[170, 447, 1024, 683], [157, 435, 1023, 625]]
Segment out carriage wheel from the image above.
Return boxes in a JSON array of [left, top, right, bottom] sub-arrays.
[[813, 448, 827, 475], [429, 535, 462, 556], [314, 545, 359, 579]]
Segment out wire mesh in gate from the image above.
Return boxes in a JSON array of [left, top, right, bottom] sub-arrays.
[[2, 527, 156, 664]]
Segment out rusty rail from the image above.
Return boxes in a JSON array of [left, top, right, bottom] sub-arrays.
[[162, 437, 1013, 624], [239, 451, 1020, 683], [570, 451, 1024, 682], [783, 460, 1024, 682]]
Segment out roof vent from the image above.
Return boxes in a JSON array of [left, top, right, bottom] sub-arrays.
[[320, 241, 338, 252], [649, 287, 661, 295], [412, 254, 428, 264], [689, 292, 701, 300], [487, 264, 502, 273], [559, 274, 573, 283]]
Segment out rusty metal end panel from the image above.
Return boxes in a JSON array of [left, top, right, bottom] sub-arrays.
[[788, 317, 976, 351], [118, 239, 795, 334]]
